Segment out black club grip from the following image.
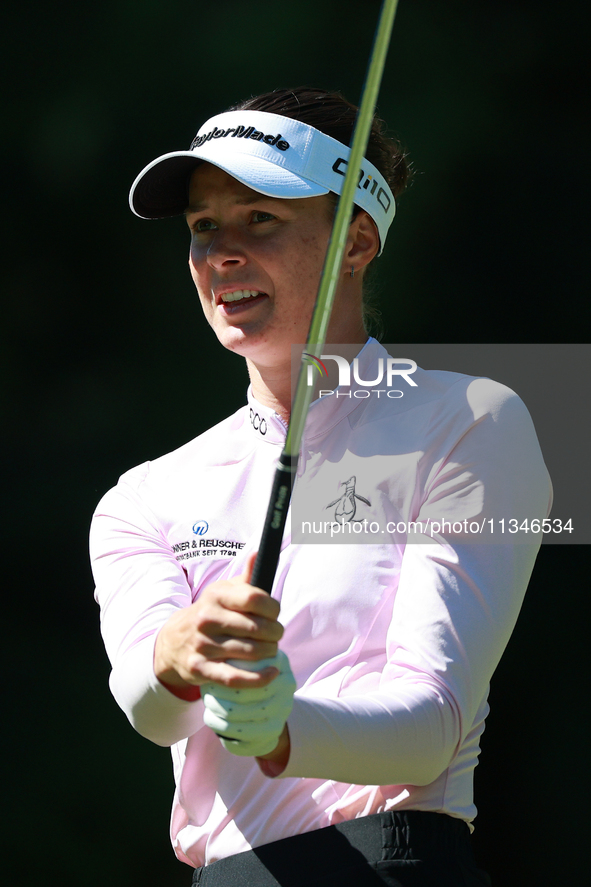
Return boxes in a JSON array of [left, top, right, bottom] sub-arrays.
[[250, 453, 298, 594]]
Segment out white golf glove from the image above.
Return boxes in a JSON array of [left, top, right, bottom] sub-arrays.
[[201, 651, 296, 757]]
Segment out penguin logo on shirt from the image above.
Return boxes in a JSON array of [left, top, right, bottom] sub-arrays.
[[325, 477, 371, 523]]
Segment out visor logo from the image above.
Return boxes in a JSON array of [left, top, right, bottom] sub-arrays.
[[332, 157, 391, 214], [191, 126, 290, 151]]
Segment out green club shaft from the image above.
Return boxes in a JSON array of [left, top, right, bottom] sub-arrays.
[[251, 0, 400, 593], [285, 0, 400, 455]]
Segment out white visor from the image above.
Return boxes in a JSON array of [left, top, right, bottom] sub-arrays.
[[129, 110, 395, 254]]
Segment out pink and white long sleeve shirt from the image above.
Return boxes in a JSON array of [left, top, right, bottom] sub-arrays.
[[90, 339, 552, 868]]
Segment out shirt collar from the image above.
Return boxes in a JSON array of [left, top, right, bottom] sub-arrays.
[[246, 387, 288, 444], [246, 339, 384, 444]]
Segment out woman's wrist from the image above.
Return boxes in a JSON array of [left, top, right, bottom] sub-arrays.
[[256, 724, 291, 776]]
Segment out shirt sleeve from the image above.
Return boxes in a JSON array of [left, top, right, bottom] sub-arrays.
[[280, 380, 552, 786], [90, 464, 205, 747]]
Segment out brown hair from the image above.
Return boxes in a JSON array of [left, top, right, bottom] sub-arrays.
[[226, 87, 411, 337]]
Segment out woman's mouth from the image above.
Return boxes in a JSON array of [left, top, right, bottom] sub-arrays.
[[219, 290, 268, 314]]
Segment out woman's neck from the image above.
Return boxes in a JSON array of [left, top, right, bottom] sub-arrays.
[[246, 358, 293, 423], [246, 336, 371, 423]]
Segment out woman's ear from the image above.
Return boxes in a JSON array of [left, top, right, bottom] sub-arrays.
[[346, 210, 380, 274]]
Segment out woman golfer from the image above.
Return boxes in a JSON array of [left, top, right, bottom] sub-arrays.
[[91, 87, 551, 886]]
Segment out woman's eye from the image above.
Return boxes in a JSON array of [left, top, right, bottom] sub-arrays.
[[252, 211, 274, 223], [192, 219, 217, 233]]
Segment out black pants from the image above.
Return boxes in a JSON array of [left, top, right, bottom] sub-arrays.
[[191, 811, 492, 886]]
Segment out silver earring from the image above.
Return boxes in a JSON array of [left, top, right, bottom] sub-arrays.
[[350, 266, 355, 278]]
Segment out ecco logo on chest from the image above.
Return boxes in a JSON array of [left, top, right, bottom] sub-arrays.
[[249, 408, 268, 436]]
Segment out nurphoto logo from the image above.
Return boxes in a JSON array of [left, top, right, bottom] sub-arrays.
[[304, 353, 418, 400]]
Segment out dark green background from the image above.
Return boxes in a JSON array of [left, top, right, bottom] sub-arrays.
[[3, 1, 588, 884]]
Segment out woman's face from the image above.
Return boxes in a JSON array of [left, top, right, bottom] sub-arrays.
[[187, 164, 364, 368]]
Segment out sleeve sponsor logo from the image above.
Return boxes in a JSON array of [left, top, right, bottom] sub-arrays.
[[173, 536, 247, 561]]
